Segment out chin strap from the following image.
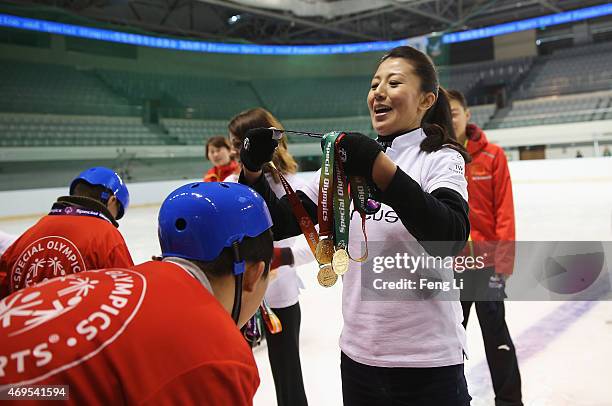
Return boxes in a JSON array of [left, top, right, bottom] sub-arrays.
[[231, 241, 245, 325]]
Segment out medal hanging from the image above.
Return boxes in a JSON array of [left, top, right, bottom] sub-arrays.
[[268, 161, 337, 287], [316, 132, 341, 286], [266, 129, 382, 287], [332, 134, 351, 276]]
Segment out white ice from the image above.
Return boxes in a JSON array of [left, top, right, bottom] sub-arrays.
[[1, 157, 611, 406]]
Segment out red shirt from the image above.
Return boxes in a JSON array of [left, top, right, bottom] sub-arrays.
[[0, 261, 260, 405], [0, 214, 133, 298], [204, 161, 239, 182], [465, 124, 516, 275]]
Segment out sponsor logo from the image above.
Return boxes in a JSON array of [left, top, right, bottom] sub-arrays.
[[351, 208, 399, 224]]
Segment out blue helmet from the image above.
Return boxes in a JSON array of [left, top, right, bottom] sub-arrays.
[[158, 182, 273, 274], [69, 167, 130, 220]]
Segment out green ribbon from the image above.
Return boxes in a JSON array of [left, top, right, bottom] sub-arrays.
[[318, 132, 341, 239]]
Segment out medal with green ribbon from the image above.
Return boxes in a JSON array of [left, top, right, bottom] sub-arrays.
[[268, 128, 382, 284], [315, 132, 340, 285], [332, 134, 351, 275]]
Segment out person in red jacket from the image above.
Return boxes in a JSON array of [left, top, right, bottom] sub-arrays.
[[0, 167, 133, 298], [0, 182, 273, 405], [204, 136, 239, 182], [449, 89, 522, 406]]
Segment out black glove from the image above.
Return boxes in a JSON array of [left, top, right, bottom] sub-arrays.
[[240, 128, 278, 172], [323, 132, 383, 180]]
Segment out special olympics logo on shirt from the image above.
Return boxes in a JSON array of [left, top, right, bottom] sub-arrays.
[[11, 236, 87, 292], [0, 269, 146, 387]]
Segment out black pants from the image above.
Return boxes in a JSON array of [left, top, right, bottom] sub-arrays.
[[265, 302, 308, 406], [459, 268, 523, 406], [340, 352, 471, 406]]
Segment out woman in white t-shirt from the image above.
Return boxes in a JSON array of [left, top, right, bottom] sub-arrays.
[[227, 108, 311, 406], [239, 47, 472, 405]]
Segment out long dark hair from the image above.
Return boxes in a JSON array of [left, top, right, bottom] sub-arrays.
[[380, 46, 470, 162]]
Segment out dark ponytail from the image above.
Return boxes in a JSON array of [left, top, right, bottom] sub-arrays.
[[380, 46, 470, 163], [421, 88, 471, 162]]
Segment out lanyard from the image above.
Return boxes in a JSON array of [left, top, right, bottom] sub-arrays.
[[273, 163, 319, 255], [331, 134, 351, 275], [347, 176, 381, 262], [49, 203, 111, 223], [269, 162, 338, 288], [317, 132, 339, 240], [314, 133, 341, 286]]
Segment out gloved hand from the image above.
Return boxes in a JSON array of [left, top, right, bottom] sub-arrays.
[[270, 247, 294, 270], [324, 132, 383, 180], [240, 128, 278, 172], [487, 273, 508, 301]]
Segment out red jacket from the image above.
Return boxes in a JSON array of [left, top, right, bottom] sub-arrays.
[[0, 202, 133, 298], [465, 124, 516, 275], [204, 161, 239, 182], [0, 261, 260, 405]]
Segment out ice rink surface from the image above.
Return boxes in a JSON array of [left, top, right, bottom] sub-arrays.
[[1, 158, 611, 406]]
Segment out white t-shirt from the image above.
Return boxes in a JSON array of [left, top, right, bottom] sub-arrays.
[[224, 172, 313, 308], [301, 128, 469, 368]]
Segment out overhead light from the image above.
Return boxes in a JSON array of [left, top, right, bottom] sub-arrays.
[[228, 15, 241, 24]]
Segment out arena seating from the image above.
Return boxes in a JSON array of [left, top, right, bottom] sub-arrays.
[[486, 91, 612, 129], [0, 61, 135, 116], [1, 40, 611, 150], [0, 114, 161, 147], [162, 118, 228, 145], [515, 41, 612, 99]]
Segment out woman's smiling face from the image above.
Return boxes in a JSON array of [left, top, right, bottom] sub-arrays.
[[368, 57, 433, 136]]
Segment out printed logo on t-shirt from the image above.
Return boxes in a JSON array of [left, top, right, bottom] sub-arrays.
[[10, 236, 87, 292], [0, 269, 146, 387], [351, 208, 399, 224], [449, 152, 465, 175]]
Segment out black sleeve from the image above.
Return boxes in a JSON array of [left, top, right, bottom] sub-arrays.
[[239, 171, 318, 241], [379, 167, 470, 256]]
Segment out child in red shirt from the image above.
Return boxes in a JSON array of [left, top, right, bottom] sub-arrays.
[[0, 182, 273, 405], [0, 167, 133, 298]]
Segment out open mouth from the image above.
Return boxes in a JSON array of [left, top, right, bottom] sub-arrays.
[[374, 105, 392, 116]]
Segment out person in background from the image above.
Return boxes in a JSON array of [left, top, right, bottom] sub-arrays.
[[227, 107, 311, 406], [449, 89, 523, 406], [603, 146, 611, 157], [0, 182, 273, 405], [204, 136, 239, 182], [0, 167, 133, 298]]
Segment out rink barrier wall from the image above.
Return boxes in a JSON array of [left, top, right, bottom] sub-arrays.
[[1, 158, 611, 219]]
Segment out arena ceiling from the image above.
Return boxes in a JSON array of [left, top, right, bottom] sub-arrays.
[[9, 0, 612, 44]]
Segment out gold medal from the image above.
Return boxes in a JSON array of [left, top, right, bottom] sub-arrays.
[[315, 238, 335, 264], [317, 265, 338, 287], [332, 248, 349, 276]]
